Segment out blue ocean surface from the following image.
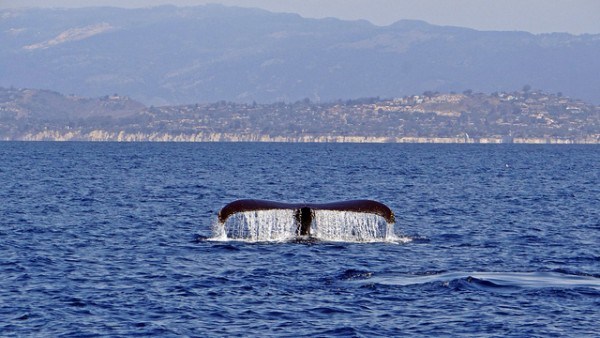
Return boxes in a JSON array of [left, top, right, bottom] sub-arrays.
[[0, 142, 599, 336]]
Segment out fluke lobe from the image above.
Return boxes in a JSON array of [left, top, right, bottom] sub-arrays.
[[218, 199, 395, 236]]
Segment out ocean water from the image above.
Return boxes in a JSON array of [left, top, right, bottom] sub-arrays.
[[0, 142, 599, 337]]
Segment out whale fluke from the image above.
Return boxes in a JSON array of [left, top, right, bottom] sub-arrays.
[[218, 199, 395, 236]]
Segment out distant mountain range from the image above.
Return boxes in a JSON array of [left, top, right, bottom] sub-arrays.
[[1, 5, 600, 105]]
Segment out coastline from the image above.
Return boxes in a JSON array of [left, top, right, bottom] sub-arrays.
[[12, 130, 600, 144]]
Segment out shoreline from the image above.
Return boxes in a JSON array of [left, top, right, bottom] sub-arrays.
[[8, 130, 600, 144]]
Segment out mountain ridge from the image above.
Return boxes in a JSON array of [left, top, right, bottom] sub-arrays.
[[1, 5, 599, 105]]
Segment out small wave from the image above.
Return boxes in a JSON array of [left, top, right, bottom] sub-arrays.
[[316, 326, 359, 336], [309, 306, 353, 315], [193, 234, 210, 242], [338, 269, 374, 281], [360, 271, 600, 292]]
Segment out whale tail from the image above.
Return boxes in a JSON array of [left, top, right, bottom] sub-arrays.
[[217, 199, 395, 239]]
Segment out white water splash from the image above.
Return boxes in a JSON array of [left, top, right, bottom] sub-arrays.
[[213, 209, 298, 242], [212, 209, 409, 243], [312, 210, 397, 242]]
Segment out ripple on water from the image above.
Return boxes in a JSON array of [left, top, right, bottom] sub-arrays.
[[356, 271, 600, 293]]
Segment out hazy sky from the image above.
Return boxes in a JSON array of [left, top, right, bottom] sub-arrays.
[[2, 0, 599, 34]]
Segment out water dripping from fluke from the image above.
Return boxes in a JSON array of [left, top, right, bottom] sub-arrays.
[[211, 199, 410, 243]]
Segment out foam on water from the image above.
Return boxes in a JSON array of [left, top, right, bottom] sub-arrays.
[[212, 209, 406, 243]]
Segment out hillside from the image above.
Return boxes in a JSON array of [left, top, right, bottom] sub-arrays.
[[1, 5, 600, 105], [1, 87, 598, 143]]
